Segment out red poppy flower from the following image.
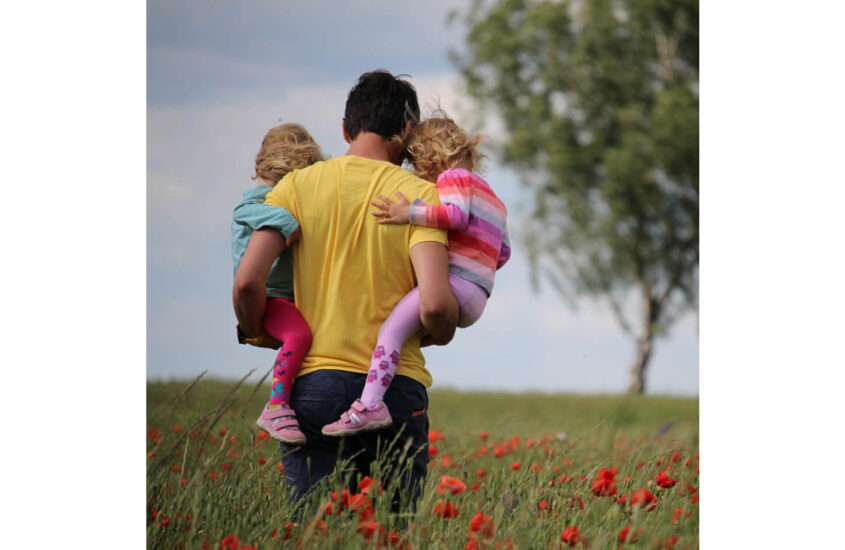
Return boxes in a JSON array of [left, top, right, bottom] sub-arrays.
[[591, 467, 618, 497], [429, 429, 444, 442], [561, 458, 573, 466], [258, 458, 267, 465], [219, 536, 239, 550], [670, 451, 680, 463], [560, 525, 580, 546], [630, 488, 658, 510], [359, 476, 382, 496], [511, 461, 521, 470], [616, 494, 630, 504], [257, 431, 269, 441], [471, 483, 481, 491], [357, 519, 381, 539], [618, 525, 641, 543], [468, 512, 495, 539], [494, 447, 505, 458], [429, 445, 439, 459], [476, 468, 487, 478], [433, 500, 459, 518], [442, 455, 453, 468], [656, 469, 677, 489], [437, 475, 467, 495], [480, 431, 489, 441]]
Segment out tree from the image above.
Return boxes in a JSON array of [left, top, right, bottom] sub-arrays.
[[452, 0, 698, 393]]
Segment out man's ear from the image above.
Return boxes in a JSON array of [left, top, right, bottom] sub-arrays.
[[342, 119, 351, 143]]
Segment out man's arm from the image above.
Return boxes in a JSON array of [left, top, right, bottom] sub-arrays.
[[410, 242, 458, 345], [233, 228, 287, 341]]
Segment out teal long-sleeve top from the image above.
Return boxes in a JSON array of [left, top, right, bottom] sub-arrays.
[[231, 185, 300, 300]]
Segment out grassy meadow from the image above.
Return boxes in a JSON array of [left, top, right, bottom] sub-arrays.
[[147, 376, 699, 549]]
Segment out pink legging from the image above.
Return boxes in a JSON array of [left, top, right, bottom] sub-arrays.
[[263, 298, 312, 407], [360, 274, 487, 408]]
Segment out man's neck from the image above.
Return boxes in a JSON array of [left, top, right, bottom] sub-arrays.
[[345, 131, 397, 164]]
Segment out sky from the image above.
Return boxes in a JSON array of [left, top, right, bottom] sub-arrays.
[[146, 0, 699, 395]]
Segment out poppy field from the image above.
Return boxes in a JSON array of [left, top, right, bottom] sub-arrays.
[[147, 376, 698, 549]]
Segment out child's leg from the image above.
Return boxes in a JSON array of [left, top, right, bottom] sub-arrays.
[[448, 274, 489, 328], [263, 298, 312, 409], [359, 288, 424, 409]]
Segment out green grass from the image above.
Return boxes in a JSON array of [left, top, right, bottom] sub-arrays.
[[147, 377, 698, 549]]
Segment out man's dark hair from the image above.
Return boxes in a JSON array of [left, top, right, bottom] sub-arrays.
[[344, 70, 420, 141]]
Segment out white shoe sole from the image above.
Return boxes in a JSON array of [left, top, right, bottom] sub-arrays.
[[321, 417, 393, 437]]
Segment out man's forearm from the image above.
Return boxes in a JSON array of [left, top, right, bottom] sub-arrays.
[[410, 241, 458, 346], [232, 228, 287, 337]]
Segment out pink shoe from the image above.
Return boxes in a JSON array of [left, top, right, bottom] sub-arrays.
[[321, 399, 392, 437], [256, 403, 306, 445]]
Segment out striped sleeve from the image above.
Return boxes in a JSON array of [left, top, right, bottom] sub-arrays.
[[408, 171, 473, 230], [497, 226, 511, 269]]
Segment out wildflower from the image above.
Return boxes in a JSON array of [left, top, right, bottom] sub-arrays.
[[258, 458, 267, 466], [475, 446, 488, 456], [560, 525, 580, 546], [616, 494, 629, 504], [222, 463, 231, 471], [277, 462, 284, 473], [429, 445, 439, 459], [219, 536, 239, 550], [468, 512, 495, 539], [591, 466, 618, 497], [619, 526, 641, 543], [670, 451, 680, 463], [257, 431, 269, 441], [433, 500, 459, 518], [171, 424, 183, 433], [631, 488, 658, 511], [530, 464, 543, 473], [429, 429, 444, 442], [656, 469, 677, 489], [567, 494, 584, 509], [480, 431, 489, 441], [357, 520, 381, 539], [471, 482, 481, 491], [561, 458, 573, 466], [358, 476, 383, 496], [442, 455, 453, 468], [493, 447, 505, 458], [438, 475, 467, 495], [511, 461, 521, 470], [476, 468, 487, 478], [207, 472, 217, 481]]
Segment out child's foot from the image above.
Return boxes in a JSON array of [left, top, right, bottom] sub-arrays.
[[321, 399, 392, 437], [256, 403, 307, 445]]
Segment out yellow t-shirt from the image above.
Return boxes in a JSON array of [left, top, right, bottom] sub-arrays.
[[265, 155, 448, 387]]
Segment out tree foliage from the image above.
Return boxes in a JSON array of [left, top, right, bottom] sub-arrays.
[[452, 0, 699, 392]]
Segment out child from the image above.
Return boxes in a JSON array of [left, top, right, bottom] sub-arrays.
[[231, 123, 323, 444], [321, 113, 511, 436]]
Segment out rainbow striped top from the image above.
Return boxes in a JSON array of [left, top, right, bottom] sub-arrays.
[[408, 168, 510, 295]]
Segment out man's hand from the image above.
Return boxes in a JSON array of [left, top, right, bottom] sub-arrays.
[[371, 192, 412, 224]]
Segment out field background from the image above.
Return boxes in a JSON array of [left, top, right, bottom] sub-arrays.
[[147, 377, 698, 549]]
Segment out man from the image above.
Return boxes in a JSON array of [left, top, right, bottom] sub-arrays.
[[233, 70, 459, 508]]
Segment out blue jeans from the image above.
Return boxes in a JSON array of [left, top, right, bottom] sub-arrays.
[[280, 370, 430, 510]]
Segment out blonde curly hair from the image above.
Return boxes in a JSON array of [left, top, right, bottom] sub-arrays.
[[253, 123, 324, 184], [402, 111, 485, 183]]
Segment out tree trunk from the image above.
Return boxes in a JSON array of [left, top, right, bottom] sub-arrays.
[[626, 292, 659, 394], [626, 332, 653, 394]]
